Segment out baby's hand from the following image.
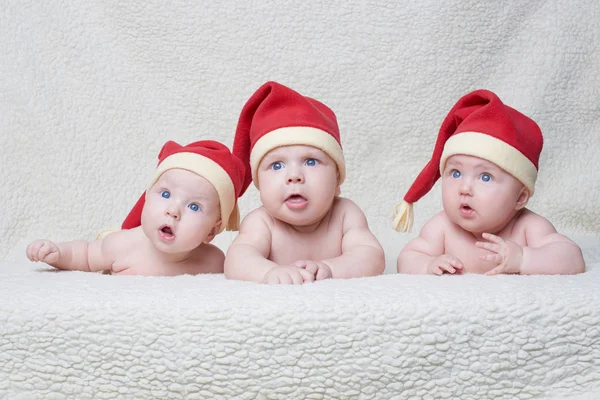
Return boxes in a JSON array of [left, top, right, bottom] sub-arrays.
[[263, 266, 315, 285], [26, 240, 60, 264], [427, 254, 464, 275], [476, 233, 523, 276], [293, 260, 333, 280]]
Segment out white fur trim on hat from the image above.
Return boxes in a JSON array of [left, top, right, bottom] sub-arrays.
[[250, 126, 345, 187], [440, 132, 538, 195], [148, 152, 235, 234]]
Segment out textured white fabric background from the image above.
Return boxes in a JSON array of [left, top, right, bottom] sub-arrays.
[[2, 2, 600, 399], [2, 1, 600, 269]]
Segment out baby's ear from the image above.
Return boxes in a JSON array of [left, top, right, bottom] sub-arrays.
[[204, 219, 222, 243], [515, 187, 530, 210], [335, 184, 341, 197]]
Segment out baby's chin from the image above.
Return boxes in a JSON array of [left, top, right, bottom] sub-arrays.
[[149, 235, 207, 254], [271, 209, 324, 227], [457, 220, 507, 236], [447, 214, 488, 233]]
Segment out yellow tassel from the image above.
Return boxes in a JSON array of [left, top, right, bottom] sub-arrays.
[[95, 228, 120, 240], [226, 204, 240, 231], [392, 201, 414, 232]]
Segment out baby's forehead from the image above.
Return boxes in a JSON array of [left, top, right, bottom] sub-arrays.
[[445, 154, 501, 170], [155, 169, 219, 199], [263, 145, 328, 159]]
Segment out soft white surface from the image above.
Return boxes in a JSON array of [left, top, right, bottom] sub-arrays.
[[1, 242, 599, 399], [2, 0, 600, 398]]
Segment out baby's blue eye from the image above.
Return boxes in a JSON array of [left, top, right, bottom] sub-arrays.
[[452, 170, 461, 179], [161, 190, 171, 199], [305, 158, 318, 167], [481, 173, 492, 182], [271, 162, 283, 171], [188, 203, 200, 212]]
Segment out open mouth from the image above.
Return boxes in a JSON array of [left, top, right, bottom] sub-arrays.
[[285, 194, 308, 209], [459, 204, 474, 216], [286, 194, 307, 203], [159, 225, 175, 241]]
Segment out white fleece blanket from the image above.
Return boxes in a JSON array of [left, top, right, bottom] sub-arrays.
[[2, 0, 600, 398], [1, 241, 599, 399]]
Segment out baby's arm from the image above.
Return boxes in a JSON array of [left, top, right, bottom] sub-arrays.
[[26, 237, 116, 272], [397, 213, 463, 274], [224, 209, 313, 283], [478, 213, 585, 275], [321, 200, 385, 278], [520, 216, 584, 275]]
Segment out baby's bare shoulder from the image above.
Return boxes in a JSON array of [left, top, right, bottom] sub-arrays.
[[513, 208, 563, 240], [331, 197, 365, 217], [191, 243, 225, 273], [102, 228, 144, 255], [513, 209, 554, 231], [401, 211, 450, 255], [241, 207, 274, 229], [423, 211, 454, 233], [330, 197, 369, 229]]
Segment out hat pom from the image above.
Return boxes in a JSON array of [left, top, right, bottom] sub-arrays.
[[226, 204, 240, 231], [392, 200, 414, 232]]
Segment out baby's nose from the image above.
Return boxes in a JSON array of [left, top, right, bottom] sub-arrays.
[[165, 207, 180, 220], [286, 171, 304, 183], [459, 181, 473, 195]]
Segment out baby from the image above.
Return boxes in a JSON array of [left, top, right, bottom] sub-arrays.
[[393, 89, 585, 275], [225, 81, 385, 284], [26, 140, 248, 276]]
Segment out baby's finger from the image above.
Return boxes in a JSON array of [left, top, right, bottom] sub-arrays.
[[290, 271, 304, 285], [446, 257, 464, 270], [25, 245, 35, 261], [37, 244, 53, 261], [441, 254, 457, 263], [432, 265, 444, 275], [441, 263, 457, 274], [278, 273, 293, 285], [316, 269, 329, 280], [482, 233, 502, 243], [264, 272, 278, 284], [475, 241, 501, 253], [304, 262, 319, 275], [298, 268, 315, 282], [485, 266, 504, 276], [28, 243, 42, 260], [293, 260, 307, 268], [479, 253, 503, 263]]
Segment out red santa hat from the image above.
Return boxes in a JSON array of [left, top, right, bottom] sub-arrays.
[[393, 89, 544, 232], [232, 81, 345, 188], [120, 140, 249, 234]]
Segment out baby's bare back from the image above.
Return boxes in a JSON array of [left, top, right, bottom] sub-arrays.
[[108, 228, 224, 276], [267, 198, 349, 264]]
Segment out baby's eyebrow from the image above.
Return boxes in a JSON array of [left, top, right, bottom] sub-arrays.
[[263, 152, 284, 162], [187, 192, 211, 201], [472, 163, 498, 172], [304, 152, 322, 158]]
